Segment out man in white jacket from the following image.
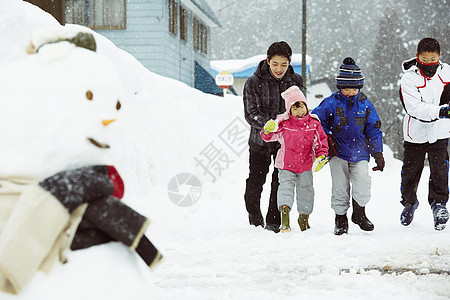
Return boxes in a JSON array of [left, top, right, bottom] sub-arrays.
[[399, 37, 450, 230]]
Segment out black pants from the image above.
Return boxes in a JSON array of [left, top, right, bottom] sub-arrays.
[[401, 139, 449, 207], [244, 142, 281, 226]]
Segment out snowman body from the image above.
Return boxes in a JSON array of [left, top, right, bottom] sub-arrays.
[[0, 35, 127, 295]]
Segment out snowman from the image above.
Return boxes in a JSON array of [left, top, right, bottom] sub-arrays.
[[0, 26, 162, 295]]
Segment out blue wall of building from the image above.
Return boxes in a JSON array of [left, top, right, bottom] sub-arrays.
[[96, 0, 212, 88]]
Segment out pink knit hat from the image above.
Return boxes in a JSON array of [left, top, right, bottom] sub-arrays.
[[281, 85, 307, 111]]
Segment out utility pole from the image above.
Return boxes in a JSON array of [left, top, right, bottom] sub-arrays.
[[301, 0, 307, 89]]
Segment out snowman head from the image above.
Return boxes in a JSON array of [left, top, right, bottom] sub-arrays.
[[0, 27, 125, 178]]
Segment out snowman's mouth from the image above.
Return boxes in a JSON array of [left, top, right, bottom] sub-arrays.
[[87, 137, 110, 149]]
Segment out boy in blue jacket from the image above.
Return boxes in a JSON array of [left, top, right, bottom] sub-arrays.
[[312, 57, 384, 235]]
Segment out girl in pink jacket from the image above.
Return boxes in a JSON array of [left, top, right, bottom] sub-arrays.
[[261, 85, 328, 232]]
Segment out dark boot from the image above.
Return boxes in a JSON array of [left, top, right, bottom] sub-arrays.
[[431, 202, 449, 231], [334, 214, 348, 235], [351, 199, 374, 231], [400, 200, 419, 226], [248, 213, 264, 227], [264, 224, 280, 233]]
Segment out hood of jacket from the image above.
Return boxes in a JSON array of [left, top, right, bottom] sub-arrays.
[[402, 57, 418, 72]]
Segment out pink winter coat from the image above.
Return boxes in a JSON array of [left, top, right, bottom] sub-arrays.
[[260, 86, 328, 174], [261, 114, 328, 174]]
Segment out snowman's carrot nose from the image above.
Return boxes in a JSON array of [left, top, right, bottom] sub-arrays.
[[102, 119, 116, 127]]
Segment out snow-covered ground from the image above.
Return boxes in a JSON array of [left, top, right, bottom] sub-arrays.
[[0, 1, 449, 299]]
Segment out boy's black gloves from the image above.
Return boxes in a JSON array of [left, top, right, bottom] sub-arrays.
[[439, 107, 450, 118], [439, 84, 450, 105], [372, 152, 385, 172], [327, 135, 339, 157]]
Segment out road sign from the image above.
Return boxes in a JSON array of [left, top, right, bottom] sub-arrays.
[[215, 71, 234, 88], [215, 71, 234, 97]]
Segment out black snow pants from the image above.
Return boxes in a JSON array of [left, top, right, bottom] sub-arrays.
[[244, 142, 281, 226], [401, 139, 449, 207]]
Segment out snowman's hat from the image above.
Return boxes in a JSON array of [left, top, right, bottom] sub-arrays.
[[29, 27, 96, 54]]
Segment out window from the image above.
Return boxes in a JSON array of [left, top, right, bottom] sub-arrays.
[[200, 24, 207, 54], [64, 0, 126, 29], [179, 6, 187, 42], [193, 18, 207, 54], [193, 17, 199, 51], [168, 0, 178, 36]]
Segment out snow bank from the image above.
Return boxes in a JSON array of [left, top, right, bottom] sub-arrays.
[[0, 1, 449, 300]]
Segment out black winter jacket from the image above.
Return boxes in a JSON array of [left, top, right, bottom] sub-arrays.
[[243, 60, 303, 153]]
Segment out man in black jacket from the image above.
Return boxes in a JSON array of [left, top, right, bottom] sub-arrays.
[[243, 41, 303, 233]]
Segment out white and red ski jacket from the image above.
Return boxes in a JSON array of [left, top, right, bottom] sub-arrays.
[[400, 58, 450, 143]]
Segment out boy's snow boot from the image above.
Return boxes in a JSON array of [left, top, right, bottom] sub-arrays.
[[351, 199, 374, 231], [280, 206, 291, 232], [400, 200, 419, 226], [431, 202, 449, 231], [298, 214, 310, 231], [334, 214, 348, 235]]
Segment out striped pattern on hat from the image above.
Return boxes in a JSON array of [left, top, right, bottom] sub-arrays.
[[336, 57, 365, 90]]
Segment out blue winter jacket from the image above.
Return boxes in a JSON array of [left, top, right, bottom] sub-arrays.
[[312, 91, 383, 163]]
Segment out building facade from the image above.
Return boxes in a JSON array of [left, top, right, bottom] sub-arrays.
[[25, 0, 220, 91]]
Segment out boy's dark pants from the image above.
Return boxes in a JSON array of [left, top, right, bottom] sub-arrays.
[[401, 139, 449, 207], [244, 142, 281, 226]]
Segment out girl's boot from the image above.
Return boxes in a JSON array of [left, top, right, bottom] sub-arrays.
[[280, 206, 291, 232], [298, 214, 311, 231]]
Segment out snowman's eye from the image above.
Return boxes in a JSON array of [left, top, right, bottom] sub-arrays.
[[86, 90, 93, 101], [116, 100, 121, 110]]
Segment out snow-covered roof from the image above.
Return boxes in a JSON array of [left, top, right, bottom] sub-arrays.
[[210, 53, 312, 78], [181, 0, 221, 27], [307, 82, 333, 110]]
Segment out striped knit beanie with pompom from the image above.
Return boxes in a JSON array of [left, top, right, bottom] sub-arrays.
[[336, 57, 365, 90]]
